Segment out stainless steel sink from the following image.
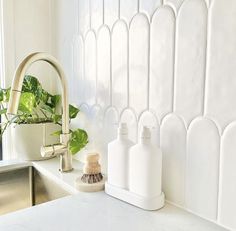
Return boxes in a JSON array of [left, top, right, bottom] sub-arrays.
[[0, 166, 70, 215]]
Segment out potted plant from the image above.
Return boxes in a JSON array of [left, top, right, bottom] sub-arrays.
[[0, 75, 88, 160]]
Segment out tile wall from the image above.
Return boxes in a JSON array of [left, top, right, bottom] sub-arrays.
[[52, 0, 236, 229]]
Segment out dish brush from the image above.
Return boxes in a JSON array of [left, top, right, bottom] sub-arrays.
[[75, 153, 105, 192]]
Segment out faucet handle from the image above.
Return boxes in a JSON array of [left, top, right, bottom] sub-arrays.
[[41, 144, 67, 158]]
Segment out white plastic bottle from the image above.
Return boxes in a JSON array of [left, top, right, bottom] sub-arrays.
[[107, 123, 134, 189], [129, 126, 162, 198]]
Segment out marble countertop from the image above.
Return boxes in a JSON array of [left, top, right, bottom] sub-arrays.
[[0, 158, 228, 231]]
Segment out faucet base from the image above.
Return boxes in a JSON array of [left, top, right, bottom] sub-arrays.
[[59, 152, 73, 172]]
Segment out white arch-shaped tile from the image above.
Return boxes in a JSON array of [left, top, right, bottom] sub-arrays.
[[138, 110, 160, 147], [218, 121, 236, 230], [163, 0, 182, 15], [120, 0, 138, 23], [90, 104, 103, 122], [97, 25, 111, 108], [84, 30, 97, 105], [103, 106, 119, 143], [111, 20, 129, 113], [78, 0, 90, 35], [90, 0, 103, 31], [160, 113, 187, 206], [104, 0, 119, 28], [174, 0, 207, 125], [140, 0, 162, 19], [120, 107, 138, 143], [186, 117, 220, 220], [129, 13, 150, 115], [205, 0, 236, 131], [149, 6, 175, 121]]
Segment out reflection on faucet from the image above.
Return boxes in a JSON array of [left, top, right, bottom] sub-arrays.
[[7, 52, 73, 172]]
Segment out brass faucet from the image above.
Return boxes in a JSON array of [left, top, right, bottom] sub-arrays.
[[7, 52, 73, 172]]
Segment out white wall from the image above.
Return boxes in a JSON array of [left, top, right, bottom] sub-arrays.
[[52, 0, 236, 230]]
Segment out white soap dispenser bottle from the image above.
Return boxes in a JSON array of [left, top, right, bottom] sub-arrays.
[[107, 123, 134, 189], [129, 126, 162, 198]]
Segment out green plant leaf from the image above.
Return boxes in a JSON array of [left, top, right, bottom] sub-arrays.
[[0, 108, 7, 115], [22, 75, 43, 104], [52, 114, 62, 123], [3, 88, 10, 102], [41, 89, 50, 104], [18, 92, 36, 114], [69, 104, 80, 119], [41, 104, 53, 114], [0, 89, 4, 102], [51, 95, 61, 108], [69, 129, 88, 155]]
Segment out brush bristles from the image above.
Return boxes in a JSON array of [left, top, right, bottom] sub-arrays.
[[81, 173, 103, 184]]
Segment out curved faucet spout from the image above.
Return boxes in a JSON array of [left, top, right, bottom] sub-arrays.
[[7, 52, 69, 134], [7, 52, 73, 172]]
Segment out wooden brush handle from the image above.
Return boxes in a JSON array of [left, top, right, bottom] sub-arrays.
[[83, 153, 101, 174]]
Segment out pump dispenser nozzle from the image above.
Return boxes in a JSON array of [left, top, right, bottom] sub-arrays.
[[118, 123, 128, 135], [140, 126, 151, 139]]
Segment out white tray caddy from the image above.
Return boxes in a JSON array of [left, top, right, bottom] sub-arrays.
[[105, 182, 165, 211]]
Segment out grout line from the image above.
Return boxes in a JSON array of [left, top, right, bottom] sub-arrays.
[[216, 137, 222, 223], [95, 35, 98, 105], [89, 0, 92, 29], [202, 9, 209, 116], [172, 16, 177, 112], [77, 0, 80, 33], [102, 0, 105, 24], [127, 25, 130, 108], [147, 22, 151, 110], [12, 0, 16, 72], [118, 0, 120, 19], [110, 28, 113, 106], [137, 0, 140, 13], [83, 36, 86, 103]]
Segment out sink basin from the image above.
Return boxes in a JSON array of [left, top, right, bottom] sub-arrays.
[[0, 166, 70, 215]]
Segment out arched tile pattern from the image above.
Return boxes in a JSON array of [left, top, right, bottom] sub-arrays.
[[97, 26, 111, 108], [91, 0, 103, 31], [140, 0, 162, 17], [186, 118, 220, 220], [112, 20, 128, 113], [84, 30, 97, 105], [78, 0, 90, 35], [62, 0, 236, 228], [205, 0, 236, 130], [150, 6, 175, 121], [161, 114, 186, 206], [120, 0, 138, 23], [174, 0, 207, 125], [103, 106, 119, 143], [164, 0, 185, 12], [218, 123, 236, 230], [129, 13, 149, 115], [104, 0, 119, 28]]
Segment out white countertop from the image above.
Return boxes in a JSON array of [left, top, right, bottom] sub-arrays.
[[0, 158, 228, 231]]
